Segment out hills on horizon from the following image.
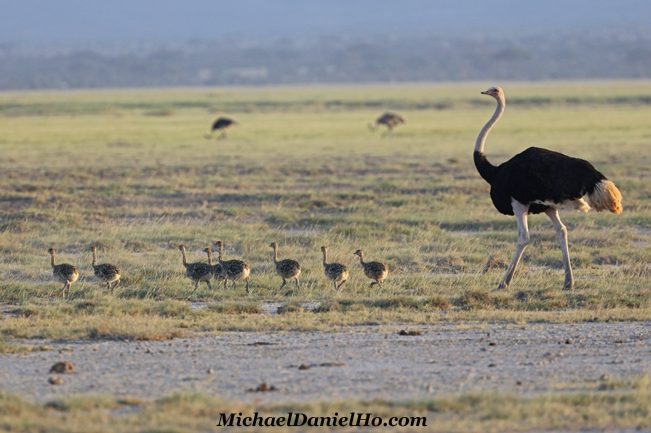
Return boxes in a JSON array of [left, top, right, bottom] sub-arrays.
[[1, 1, 651, 89]]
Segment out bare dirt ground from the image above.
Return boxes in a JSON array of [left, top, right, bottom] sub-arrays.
[[2, 322, 651, 404]]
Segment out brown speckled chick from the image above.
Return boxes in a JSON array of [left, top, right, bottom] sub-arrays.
[[321, 246, 348, 290], [213, 241, 251, 294], [353, 249, 388, 288], [90, 246, 121, 293], [179, 245, 213, 294], [270, 242, 301, 290], [48, 248, 78, 297]]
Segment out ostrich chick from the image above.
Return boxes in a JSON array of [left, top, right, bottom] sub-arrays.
[[353, 249, 388, 288], [270, 242, 301, 291], [213, 241, 251, 293], [48, 248, 78, 297], [203, 247, 225, 285], [179, 245, 213, 294], [90, 246, 121, 293], [321, 246, 348, 291]]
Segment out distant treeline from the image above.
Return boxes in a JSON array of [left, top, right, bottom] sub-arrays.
[[1, 32, 651, 89]]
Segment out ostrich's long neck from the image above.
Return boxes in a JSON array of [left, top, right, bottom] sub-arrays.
[[473, 96, 504, 184], [272, 247, 278, 263], [475, 96, 504, 154], [206, 250, 212, 266], [50, 252, 56, 268], [358, 253, 365, 265], [180, 248, 188, 266], [322, 250, 328, 266], [91, 249, 97, 267], [217, 244, 224, 263]]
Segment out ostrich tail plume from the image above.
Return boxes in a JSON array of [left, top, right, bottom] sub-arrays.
[[588, 180, 623, 214]]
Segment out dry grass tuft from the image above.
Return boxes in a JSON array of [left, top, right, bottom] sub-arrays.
[[4, 374, 651, 431], [208, 302, 264, 315]]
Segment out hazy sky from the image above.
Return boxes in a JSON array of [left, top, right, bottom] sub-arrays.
[[1, 0, 650, 44]]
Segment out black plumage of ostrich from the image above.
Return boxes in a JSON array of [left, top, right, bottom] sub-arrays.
[[474, 86, 622, 290], [368, 112, 405, 136], [205, 117, 238, 140]]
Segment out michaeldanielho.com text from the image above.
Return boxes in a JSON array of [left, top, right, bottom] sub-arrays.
[[217, 412, 427, 428]]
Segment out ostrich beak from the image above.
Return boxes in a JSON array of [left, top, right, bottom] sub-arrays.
[[481, 91, 487, 94]]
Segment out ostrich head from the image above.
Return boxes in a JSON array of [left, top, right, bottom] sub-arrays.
[[47, 247, 55, 255], [178, 245, 186, 251], [481, 86, 504, 101], [269, 242, 277, 249], [353, 249, 363, 257]]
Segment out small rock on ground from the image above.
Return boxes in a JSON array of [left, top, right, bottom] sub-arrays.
[[49, 361, 73, 374]]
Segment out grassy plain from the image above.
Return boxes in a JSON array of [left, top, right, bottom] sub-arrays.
[[1, 81, 651, 340], [2, 376, 651, 432]]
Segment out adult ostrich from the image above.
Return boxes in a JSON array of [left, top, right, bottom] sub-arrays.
[[475, 86, 622, 290], [368, 112, 405, 136], [205, 117, 238, 139]]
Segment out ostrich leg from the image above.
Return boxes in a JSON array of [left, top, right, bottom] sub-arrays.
[[545, 207, 574, 290], [498, 200, 530, 289], [193, 280, 199, 295]]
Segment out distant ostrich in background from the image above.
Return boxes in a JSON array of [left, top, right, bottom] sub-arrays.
[[474, 86, 622, 290], [205, 117, 238, 140], [368, 112, 405, 136]]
